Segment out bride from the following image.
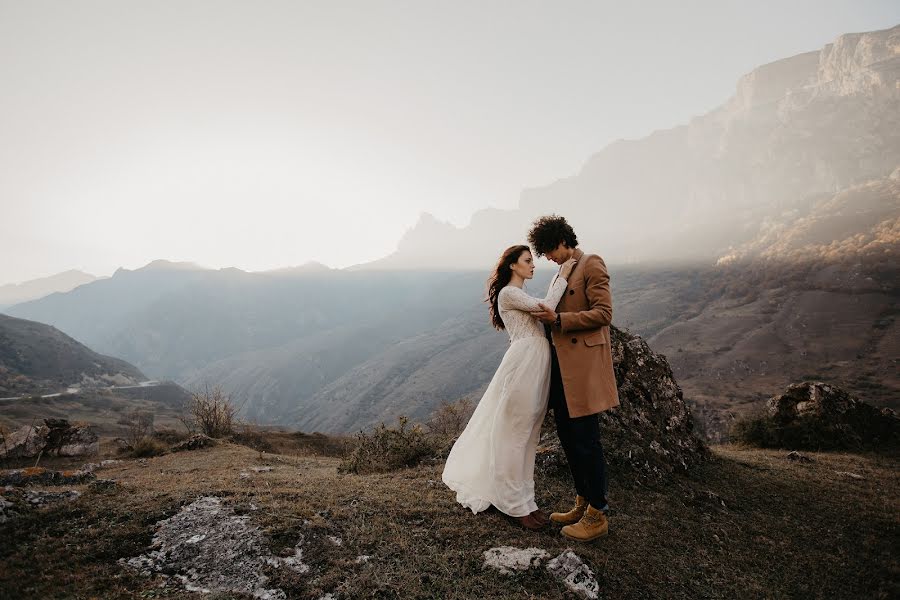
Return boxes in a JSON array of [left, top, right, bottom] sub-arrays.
[[442, 244, 576, 529]]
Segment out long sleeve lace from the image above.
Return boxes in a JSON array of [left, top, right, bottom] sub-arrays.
[[498, 276, 568, 313]]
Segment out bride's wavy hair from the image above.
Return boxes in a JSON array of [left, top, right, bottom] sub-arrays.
[[486, 244, 531, 331]]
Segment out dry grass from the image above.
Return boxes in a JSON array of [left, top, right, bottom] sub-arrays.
[[0, 439, 897, 599]]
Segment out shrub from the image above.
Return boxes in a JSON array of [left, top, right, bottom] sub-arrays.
[[187, 386, 237, 438], [153, 427, 190, 445], [426, 398, 474, 439], [230, 422, 275, 453], [340, 416, 441, 474], [130, 436, 168, 458], [729, 411, 895, 451], [119, 410, 155, 448]]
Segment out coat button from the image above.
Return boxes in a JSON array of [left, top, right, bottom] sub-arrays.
[[571, 338, 577, 344], [569, 289, 575, 295]]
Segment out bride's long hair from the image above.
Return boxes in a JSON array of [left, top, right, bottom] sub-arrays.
[[486, 244, 530, 331]]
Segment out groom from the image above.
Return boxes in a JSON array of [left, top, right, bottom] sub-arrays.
[[528, 215, 619, 542]]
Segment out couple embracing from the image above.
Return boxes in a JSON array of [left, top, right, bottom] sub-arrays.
[[442, 214, 619, 542]]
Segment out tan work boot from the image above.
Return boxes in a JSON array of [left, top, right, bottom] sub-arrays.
[[550, 495, 587, 526], [560, 505, 608, 542]]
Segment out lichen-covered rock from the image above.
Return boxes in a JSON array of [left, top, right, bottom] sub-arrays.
[[536, 325, 708, 480], [121, 496, 306, 598], [0, 466, 96, 487], [24, 489, 81, 507], [546, 550, 600, 600], [482, 546, 549, 574]]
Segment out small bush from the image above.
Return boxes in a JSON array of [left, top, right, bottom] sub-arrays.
[[230, 423, 275, 453], [153, 428, 190, 445], [340, 416, 441, 474], [130, 437, 168, 458], [119, 410, 155, 448], [729, 412, 895, 451], [289, 431, 352, 457], [187, 386, 237, 438], [426, 398, 474, 439]]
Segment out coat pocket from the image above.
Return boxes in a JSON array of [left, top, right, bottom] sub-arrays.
[[584, 329, 608, 347]]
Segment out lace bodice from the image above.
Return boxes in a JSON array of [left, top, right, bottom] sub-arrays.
[[498, 276, 568, 342]]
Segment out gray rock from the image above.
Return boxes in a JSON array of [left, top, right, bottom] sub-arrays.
[[89, 478, 117, 491], [763, 381, 899, 449], [171, 434, 216, 452], [785, 451, 812, 462], [0, 424, 50, 458], [0, 467, 95, 487], [537, 326, 708, 481], [121, 495, 308, 598], [24, 489, 81, 507], [0, 495, 19, 523], [482, 546, 549, 575], [44, 419, 99, 457], [546, 550, 600, 600]]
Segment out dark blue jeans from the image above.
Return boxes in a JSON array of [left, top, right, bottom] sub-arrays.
[[549, 344, 609, 509]]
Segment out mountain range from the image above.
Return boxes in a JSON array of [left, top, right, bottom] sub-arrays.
[[2, 25, 898, 436], [362, 24, 900, 270], [0, 270, 99, 310]]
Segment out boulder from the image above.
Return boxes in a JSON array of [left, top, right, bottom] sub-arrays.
[[537, 326, 708, 480], [43, 419, 99, 457], [0, 424, 50, 459], [0, 419, 99, 459], [762, 381, 899, 450]]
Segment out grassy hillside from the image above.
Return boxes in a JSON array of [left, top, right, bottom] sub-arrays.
[[0, 439, 896, 599], [0, 314, 145, 397]]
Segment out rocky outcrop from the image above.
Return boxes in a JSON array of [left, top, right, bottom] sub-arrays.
[[537, 325, 708, 480], [817, 26, 900, 96], [0, 466, 96, 487], [122, 496, 307, 598], [0, 419, 98, 459], [733, 381, 899, 450], [0, 424, 49, 459]]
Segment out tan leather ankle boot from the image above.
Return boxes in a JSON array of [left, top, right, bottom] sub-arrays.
[[550, 495, 587, 525], [561, 504, 609, 542]]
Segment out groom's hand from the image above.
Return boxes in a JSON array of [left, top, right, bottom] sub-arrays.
[[532, 303, 557, 324]]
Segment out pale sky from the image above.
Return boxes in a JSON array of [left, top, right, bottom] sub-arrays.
[[2, 0, 898, 283]]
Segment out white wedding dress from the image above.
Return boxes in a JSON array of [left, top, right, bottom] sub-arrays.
[[442, 274, 568, 517]]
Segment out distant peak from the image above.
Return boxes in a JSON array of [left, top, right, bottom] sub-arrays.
[[263, 261, 332, 275], [138, 260, 204, 271]]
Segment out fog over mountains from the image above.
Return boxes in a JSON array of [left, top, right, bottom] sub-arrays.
[[363, 25, 900, 270], [0, 270, 98, 310], [4, 25, 898, 435]]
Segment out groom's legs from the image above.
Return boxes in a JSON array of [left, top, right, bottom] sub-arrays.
[[549, 346, 609, 509]]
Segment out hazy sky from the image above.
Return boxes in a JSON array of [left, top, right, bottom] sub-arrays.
[[2, 0, 898, 283]]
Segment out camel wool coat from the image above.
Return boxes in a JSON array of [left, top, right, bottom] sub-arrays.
[[550, 248, 620, 417]]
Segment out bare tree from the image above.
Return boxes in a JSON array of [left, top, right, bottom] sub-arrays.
[[189, 384, 238, 438]]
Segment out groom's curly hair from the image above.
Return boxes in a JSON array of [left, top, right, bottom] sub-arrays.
[[527, 214, 578, 256]]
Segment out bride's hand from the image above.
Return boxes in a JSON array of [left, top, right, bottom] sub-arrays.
[[559, 258, 577, 279]]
